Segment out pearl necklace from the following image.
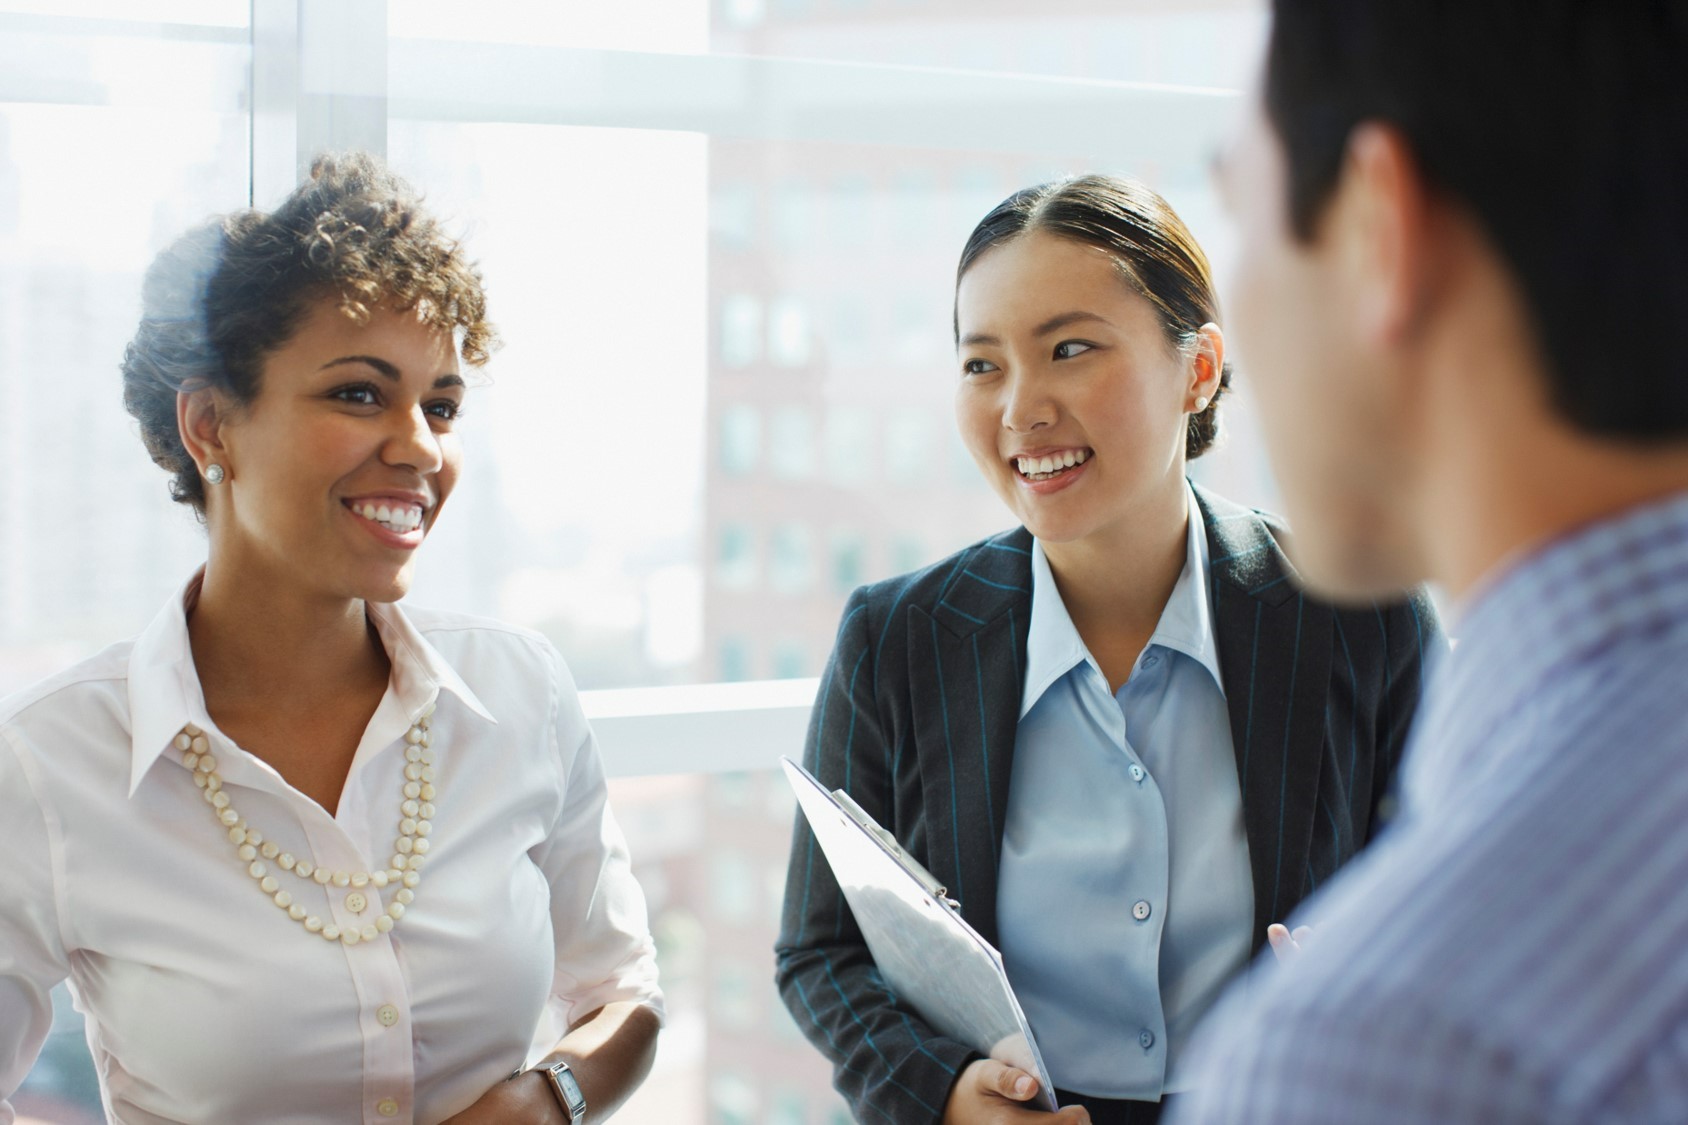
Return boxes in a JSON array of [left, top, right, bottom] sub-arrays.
[[176, 705, 437, 946]]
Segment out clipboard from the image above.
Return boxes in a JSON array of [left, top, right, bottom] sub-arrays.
[[781, 756, 1059, 1111]]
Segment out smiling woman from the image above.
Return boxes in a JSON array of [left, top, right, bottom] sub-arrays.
[[0, 154, 662, 1124], [775, 175, 1445, 1125]]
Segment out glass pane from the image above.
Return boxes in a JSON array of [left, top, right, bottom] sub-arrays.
[[0, 33, 249, 692], [0, 16, 250, 1125], [608, 769, 850, 1125], [387, 107, 1276, 689]]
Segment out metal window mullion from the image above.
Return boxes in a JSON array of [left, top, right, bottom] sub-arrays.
[[251, 0, 388, 207]]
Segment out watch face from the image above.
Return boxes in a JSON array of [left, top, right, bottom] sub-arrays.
[[546, 1062, 587, 1120]]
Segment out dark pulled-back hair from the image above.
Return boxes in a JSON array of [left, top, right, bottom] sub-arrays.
[[122, 152, 499, 514], [956, 175, 1232, 460], [1266, 0, 1688, 441]]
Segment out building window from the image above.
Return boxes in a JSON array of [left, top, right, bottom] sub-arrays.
[[768, 406, 816, 480], [721, 294, 762, 367], [769, 524, 814, 594], [721, 0, 765, 28], [768, 295, 812, 368], [771, 642, 808, 680], [823, 405, 874, 485], [719, 637, 752, 682], [711, 182, 757, 250], [717, 524, 758, 590], [720, 405, 761, 477], [831, 532, 865, 594]]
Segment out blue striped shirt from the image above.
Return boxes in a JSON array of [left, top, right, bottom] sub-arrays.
[[1168, 489, 1688, 1124]]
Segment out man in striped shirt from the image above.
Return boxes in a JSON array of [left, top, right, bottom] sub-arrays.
[[1174, 2, 1688, 1122]]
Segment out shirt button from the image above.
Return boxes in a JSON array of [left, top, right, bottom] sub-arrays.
[[376, 1097, 399, 1117], [1132, 899, 1152, 922], [1139, 1029, 1156, 1049], [345, 892, 368, 913], [1129, 764, 1146, 782], [376, 1004, 400, 1027]]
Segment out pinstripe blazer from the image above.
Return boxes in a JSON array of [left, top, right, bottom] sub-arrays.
[[774, 483, 1443, 1125]]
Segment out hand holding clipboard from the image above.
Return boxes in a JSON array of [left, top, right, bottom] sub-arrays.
[[782, 756, 1060, 1113]]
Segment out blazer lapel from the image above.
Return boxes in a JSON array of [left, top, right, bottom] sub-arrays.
[[1196, 485, 1334, 947], [906, 529, 1032, 949]]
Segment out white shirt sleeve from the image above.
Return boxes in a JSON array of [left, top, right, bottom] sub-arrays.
[[528, 644, 663, 1029], [0, 730, 73, 1125]]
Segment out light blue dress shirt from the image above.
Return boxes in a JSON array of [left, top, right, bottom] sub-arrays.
[[1170, 492, 1688, 1124], [996, 485, 1254, 1099]]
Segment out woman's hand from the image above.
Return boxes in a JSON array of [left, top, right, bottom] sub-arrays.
[[438, 1070, 564, 1124], [1267, 923, 1315, 964], [942, 1059, 1092, 1124]]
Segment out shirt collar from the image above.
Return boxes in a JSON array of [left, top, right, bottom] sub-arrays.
[[126, 570, 495, 798], [1021, 483, 1224, 718]]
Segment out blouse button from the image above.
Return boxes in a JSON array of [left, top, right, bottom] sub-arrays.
[[376, 1097, 400, 1117], [345, 892, 368, 914], [1132, 899, 1152, 922], [1129, 764, 1146, 783], [376, 1004, 400, 1027]]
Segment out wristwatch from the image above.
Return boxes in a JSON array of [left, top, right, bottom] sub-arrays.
[[540, 1059, 587, 1124]]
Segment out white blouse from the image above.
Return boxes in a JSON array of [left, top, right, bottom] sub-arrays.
[[0, 575, 662, 1125]]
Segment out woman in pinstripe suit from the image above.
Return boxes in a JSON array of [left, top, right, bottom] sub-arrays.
[[775, 176, 1441, 1125]]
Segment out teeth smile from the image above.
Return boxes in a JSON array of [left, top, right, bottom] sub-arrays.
[[1015, 449, 1090, 480], [350, 501, 424, 533]]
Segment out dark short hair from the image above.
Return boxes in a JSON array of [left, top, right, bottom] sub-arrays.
[[122, 152, 498, 514], [956, 175, 1231, 460], [1265, 0, 1688, 441]]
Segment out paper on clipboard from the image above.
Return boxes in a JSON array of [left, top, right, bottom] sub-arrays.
[[781, 756, 1058, 1112]]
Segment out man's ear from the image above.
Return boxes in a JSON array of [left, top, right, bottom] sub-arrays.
[[177, 386, 231, 478], [1330, 121, 1435, 349]]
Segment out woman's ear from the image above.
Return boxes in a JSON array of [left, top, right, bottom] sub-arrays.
[[177, 386, 231, 481], [1189, 322, 1226, 406]]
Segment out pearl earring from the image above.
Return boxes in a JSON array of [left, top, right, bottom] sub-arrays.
[[1194, 396, 1210, 413], [204, 464, 225, 485]]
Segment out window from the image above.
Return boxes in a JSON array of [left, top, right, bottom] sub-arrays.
[[719, 636, 752, 682], [717, 524, 759, 590], [721, 293, 763, 367], [720, 405, 763, 477], [769, 524, 815, 594], [767, 406, 817, 480], [767, 295, 813, 368], [831, 532, 866, 593]]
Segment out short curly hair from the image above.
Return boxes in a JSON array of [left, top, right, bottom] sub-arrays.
[[955, 175, 1231, 460], [122, 151, 499, 515]]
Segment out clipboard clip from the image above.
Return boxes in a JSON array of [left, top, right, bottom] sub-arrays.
[[832, 788, 959, 910]]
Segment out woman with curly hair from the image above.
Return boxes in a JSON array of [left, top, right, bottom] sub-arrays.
[[0, 154, 660, 1124]]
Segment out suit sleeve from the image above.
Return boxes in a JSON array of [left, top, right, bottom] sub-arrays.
[[1368, 587, 1448, 833], [774, 589, 978, 1125]]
